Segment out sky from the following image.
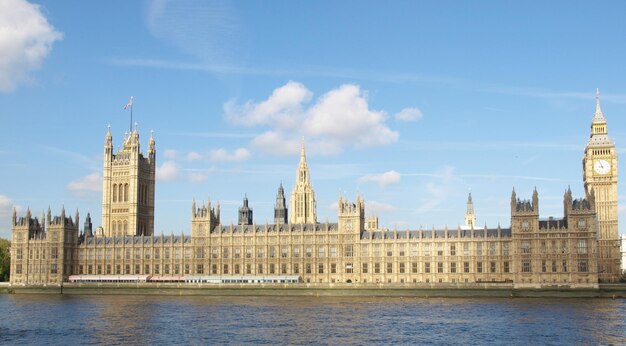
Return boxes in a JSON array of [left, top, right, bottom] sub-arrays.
[[2, 0, 626, 239]]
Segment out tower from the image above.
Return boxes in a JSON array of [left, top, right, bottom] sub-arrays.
[[289, 139, 317, 224], [465, 192, 476, 228], [582, 89, 620, 282], [274, 183, 288, 224], [338, 194, 365, 234], [101, 125, 156, 237], [238, 195, 253, 225], [84, 212, 93, 237]]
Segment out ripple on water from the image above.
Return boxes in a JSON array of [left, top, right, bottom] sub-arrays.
[[0, 295, 624, 345]]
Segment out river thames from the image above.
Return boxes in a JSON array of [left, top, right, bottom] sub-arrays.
[[0, 295, 625, 345]]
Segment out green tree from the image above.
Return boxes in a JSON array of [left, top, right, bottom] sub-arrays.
[[0, 238, 10, 282]]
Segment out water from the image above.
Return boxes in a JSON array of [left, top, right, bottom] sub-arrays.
[[0, 295, 625, 345]]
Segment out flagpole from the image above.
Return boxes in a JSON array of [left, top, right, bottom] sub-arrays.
[[130, 102, 133, 133]]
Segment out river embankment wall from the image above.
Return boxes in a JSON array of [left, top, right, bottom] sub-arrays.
[[3, 282, 626, 298]]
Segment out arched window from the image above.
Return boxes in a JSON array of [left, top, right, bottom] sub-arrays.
[[123, 220, 128, 233], [112, 221, 117, 233], [124, 184, 129, 202], [113, 184, 117, 202], [118, 184, 123, 203]]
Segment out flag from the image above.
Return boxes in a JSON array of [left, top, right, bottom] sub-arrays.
[[123, 96, 133, 110]]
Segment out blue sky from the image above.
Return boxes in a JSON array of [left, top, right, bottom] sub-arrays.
[[2, 0, 626, 239]]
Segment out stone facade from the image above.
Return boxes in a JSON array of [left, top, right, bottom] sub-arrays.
[[582, 91, 621, 282], [9, 97, 619, 288], [101, 126, 155, 237]]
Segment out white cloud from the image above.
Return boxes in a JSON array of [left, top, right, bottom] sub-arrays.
[[415, 166, 459, 214], [67, 172, 102, 192], [0, 0, 63, 92], [395, 107, 423, 122], [251, 131, 300, 156], [303, 84, 398, 147], [0, 195, 17, 219], [145, 0, 242, 65], [156, 161, 180, 181], [358, 170, 401, 188], [366, 201, 397, 214], [209, 148, 250, 162], [225, 81, 399, 156], [163, 149, 177, 159], [225, 80, 311, 129], [186, 151, 202, 161], [188, 170, 211, 183]]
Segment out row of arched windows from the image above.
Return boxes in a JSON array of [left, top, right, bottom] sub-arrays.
[[112, 183, 129, 203], [111, 220, 128, 235]]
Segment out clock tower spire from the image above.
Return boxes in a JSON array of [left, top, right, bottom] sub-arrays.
[[582, 89, 620, 282]]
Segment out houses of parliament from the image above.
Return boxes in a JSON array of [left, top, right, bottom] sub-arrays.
[[9, 94, 622, 287]]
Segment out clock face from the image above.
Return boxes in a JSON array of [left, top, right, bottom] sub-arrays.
[[594, 159, 611, 175]]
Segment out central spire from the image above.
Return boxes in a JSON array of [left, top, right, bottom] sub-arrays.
[[593, 88, 606, 124], [290, 138, 317, 224]]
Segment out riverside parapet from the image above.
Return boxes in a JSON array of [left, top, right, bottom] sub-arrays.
[[4, 283, 626, 298]]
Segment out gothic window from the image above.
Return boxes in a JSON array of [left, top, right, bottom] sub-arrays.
[[113, 184, 117, 202], [123, 220, 128, 233], [578, 219, 586, 229], [503, 243, 510, 256], [522, 240, 531, 254], [362, 263, 368, 273], [522, 261, 531, 273], [522, 220, 529, 231], [119, 184, 124, 203], [124, 184, 129, 202], [578, 260, 588, 273], [577, 239, 587, 254]]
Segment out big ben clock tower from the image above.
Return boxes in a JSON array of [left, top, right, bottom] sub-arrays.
[[583, 89, 620, 282]]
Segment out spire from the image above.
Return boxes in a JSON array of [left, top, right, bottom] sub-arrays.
[[105, 124, 112, 146], [465, 192, 476, 228], [300, 137, 306, 162], [593, 88, 606, 124]]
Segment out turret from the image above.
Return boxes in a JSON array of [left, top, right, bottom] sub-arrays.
[[274, 183, 288, 224], [84, 212, 93, 237], [238, 195, 253, 225], [148, 129, 156, 161], [465, 192, 476, 228], [338, 193, 365, 233]]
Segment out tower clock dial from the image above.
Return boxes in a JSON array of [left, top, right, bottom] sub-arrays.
[[593, 159, 611, 175]]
